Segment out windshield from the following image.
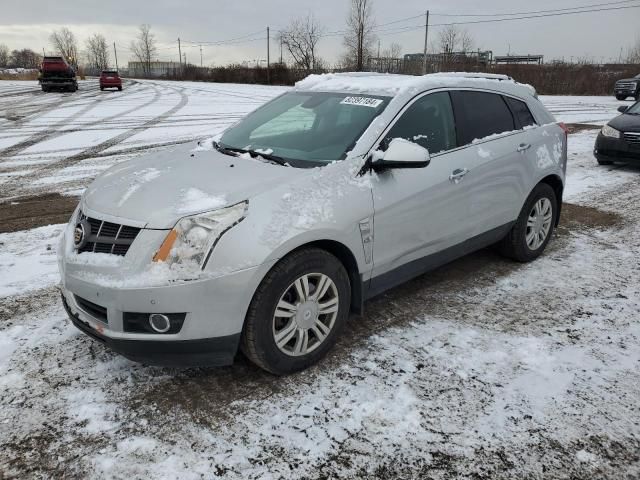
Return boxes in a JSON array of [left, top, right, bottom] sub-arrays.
[[219, 91, 390, 167], [627, 102, 640, 114]]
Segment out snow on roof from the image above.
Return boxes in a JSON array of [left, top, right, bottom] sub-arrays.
[[295, 72, 536, 99]]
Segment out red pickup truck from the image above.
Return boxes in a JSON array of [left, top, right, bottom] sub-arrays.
[[100, 70, 122, 91], [39, 56, 78, 92]]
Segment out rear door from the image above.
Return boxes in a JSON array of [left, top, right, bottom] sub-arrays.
[[449, 90, 530, 235], [369, 91, 476, 291]]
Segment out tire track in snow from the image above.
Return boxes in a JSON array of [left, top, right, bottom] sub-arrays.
[[0, 83, 157, 159], [1, 84, 189, 196], [0, 86, 102, 127]]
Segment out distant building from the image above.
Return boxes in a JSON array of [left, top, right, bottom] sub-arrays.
[[494, 55, 544, 65], [404, 50, 494, 66], [127, 61, 180, 77]]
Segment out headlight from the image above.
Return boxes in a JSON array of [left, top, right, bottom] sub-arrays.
[[601, 124, 621, 139], [153, 201, 248, 267]]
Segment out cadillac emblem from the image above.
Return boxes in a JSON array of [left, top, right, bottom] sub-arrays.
[[74, 220, 89, 249]]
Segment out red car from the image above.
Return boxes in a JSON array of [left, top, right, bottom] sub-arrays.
[[100, 70, 122, 91]]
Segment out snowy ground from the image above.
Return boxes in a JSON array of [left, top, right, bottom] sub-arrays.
[[1, 80, 640, 479]]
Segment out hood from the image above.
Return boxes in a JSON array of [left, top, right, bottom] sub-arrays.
[[83, 143, 305, 229], [608, 113, 640, 133], [616, 77, 639, 83]]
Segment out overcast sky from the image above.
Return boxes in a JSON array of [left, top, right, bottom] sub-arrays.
[[2, 0, 639, 67]]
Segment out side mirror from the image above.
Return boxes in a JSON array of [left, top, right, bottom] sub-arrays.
[[618, 105, 629, 113], [371, 138, 431, 170]]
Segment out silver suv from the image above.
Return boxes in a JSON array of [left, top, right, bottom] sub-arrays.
[[58, 73, 567, 374]]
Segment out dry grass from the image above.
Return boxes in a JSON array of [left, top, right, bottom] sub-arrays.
[[0, 71, 39, 81]]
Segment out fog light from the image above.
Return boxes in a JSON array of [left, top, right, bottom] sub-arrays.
[[149, 314, 171, 333]]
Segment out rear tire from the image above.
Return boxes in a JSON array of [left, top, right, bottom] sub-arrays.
[[498, 183, 558, 263], [241, 248, 351, 375], [100, 86, 104, 91], [118, 86, 122, 91]]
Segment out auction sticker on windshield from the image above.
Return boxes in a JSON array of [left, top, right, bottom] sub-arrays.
[[340, 96, 384, 108]]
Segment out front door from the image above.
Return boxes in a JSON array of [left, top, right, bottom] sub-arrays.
[[369, 91, 475, 294]]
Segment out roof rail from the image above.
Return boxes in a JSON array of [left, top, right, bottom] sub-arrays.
[[429, 72, 514, 82]]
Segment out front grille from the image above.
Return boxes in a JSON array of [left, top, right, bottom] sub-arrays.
[[623, 133, 640, 145], [77, 211, 141, 256], [75, 295, 108, 324], [616, 82, 636, 90]]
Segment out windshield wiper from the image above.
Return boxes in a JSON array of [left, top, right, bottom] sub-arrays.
[[213, 142, 289, 166]]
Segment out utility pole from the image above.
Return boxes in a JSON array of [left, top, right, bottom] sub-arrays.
[[42, 47, 46, 57], [200, 45, 203, 67], [267, 26, 271, 84], [422, 10, 429, 75], [113, 42, 119, 71], [178, 37, 182, 71], [280, 36, 283, 64]]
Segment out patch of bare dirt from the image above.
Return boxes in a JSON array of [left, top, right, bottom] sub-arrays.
[[0, 193, 78, 233], [566, 123, 602, 134], [559, 202, 623, 233]]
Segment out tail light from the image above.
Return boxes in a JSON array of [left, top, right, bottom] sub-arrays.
[[558, 122, 569, 137]]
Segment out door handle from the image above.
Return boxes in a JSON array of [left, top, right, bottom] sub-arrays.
[[517, 143, 532, 152], [449, 168, 469, 184]]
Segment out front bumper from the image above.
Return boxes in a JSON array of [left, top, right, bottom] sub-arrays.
[[594, 134, 640, 164], [59, 211, 276, 366], [59, 259, 270, 366], [62, 294, 240, 366]]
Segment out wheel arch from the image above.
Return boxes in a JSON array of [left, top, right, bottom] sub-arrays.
[[289, 240, 364, 315], [538, 174, 564, 226]]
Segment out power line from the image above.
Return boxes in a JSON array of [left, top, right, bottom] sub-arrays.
[[118, 0, 638, 64], [353, 3, 640, 39], [428, 0, 639, 17]]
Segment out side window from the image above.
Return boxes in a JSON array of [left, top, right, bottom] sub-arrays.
[[504, 96, 537, 128], [385, 91, 457, 155], [450, 91, 515, 146]]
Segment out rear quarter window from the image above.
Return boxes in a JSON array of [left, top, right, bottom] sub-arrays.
[[504, 96, 537, 128], [450, 91, 515, 146]]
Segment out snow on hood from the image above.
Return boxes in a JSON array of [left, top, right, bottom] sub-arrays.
[[82, 143, 303, 229]]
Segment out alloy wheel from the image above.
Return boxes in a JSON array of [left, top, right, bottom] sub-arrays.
[[272, 273, 339, 357], [526, 198, 553, 250]]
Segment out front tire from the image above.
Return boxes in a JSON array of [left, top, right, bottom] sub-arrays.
[[616, 94, 627, 101], [498, 183, 558, 262], [597, 159, 614, 165], [241, 248, 351, 375]]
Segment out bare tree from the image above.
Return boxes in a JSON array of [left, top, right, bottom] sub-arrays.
[[85, 34, 110, 70], [0, 44, 9, 68], [279, 14, 324, 71], [626, 37, 640, 64], [10, 49, 42, 68], [343, 0, 376, 71], [130, 24, 157, 75], [438, 26, 474, 53], [49, 27, 78, 66], [382, 42, 402, 59]]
